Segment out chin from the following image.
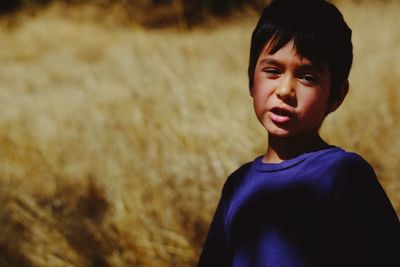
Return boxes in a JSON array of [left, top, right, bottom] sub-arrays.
[[265, 126, 293, 138], [261, 120, 288, 135]]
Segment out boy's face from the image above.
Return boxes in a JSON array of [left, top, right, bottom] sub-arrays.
[[251, 40, 332, 138]]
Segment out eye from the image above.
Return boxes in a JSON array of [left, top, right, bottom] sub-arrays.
[[300, 74, 318, 84], [262, 68, 281, 76]]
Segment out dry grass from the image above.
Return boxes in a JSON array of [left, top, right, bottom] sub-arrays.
[[0, 1, 399, 266]]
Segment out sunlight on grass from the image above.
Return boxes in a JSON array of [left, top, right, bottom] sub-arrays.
[[0, 1, 399, 266]]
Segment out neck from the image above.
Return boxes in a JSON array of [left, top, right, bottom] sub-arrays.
[[263, 132, 330, 163]]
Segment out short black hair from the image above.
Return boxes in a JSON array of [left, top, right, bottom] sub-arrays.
[[248, 0, 353, 103]]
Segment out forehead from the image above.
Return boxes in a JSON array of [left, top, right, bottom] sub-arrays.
[[259, 38, 327, 71], [259, 41, 310, 68]]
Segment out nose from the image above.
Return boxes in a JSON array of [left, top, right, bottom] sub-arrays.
[[276, 76, 295, 101]]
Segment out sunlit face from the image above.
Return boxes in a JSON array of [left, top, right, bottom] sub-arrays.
[[251, 40, 332, 138]]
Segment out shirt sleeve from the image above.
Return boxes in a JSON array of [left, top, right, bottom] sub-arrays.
[[197, 163, 251, 267], [331, 154, 400, 267], [197, 188, 231, 267]]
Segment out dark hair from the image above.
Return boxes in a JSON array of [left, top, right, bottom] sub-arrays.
[[248, 0, 353, 103]]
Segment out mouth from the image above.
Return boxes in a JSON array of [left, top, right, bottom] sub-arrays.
[[268, 107, 294, 123]]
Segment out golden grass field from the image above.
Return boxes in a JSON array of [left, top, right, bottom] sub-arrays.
[[0, 1, 399, 266]]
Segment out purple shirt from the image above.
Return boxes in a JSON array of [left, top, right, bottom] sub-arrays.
[[198, 147, 400, 267]]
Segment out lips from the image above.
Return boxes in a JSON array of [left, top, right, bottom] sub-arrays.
[[268, 107, 294, 123]]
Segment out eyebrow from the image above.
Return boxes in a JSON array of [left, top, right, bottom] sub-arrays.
[[259, 58, 284, 68], [259, 58, 322, 73]]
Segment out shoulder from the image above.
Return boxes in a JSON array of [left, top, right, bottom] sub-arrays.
[[298, 147, 376, 186], [323, 148, 376, 183], [326, 149, 389, 204], [221, 161, 252, 197], [336, 150, 375, 179], [306, 148, 382, 200], [313, 147, 375, 176]]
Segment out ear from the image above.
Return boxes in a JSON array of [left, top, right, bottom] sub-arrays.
[[328, 80, 349, 113]]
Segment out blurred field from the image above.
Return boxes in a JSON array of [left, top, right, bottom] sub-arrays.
[[0, 1, 399, 266]]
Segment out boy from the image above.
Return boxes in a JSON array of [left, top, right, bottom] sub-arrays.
[[197, 0, 400, 266]]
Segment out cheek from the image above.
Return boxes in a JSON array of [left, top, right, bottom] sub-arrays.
[[298, 91, 329, 118], [252, 72, 275, 116], [251, 89, 264, 115], [252, 83, 269, 102], [253, 74, 272, 98]]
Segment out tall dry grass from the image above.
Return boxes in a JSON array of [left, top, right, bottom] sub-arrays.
[[0, 1, 399, 266]]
